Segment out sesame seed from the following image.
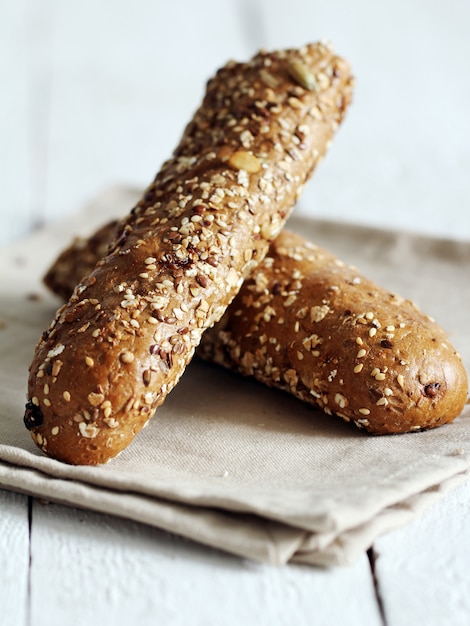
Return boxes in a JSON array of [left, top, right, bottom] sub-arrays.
[[288, 96, 303, 109], [335, 393, 348, 408], [47, 344, 65, 358], [92, 329, 100, 338], [359, 408, 371, 415], [32, 396, 39, 406], [369, 327, 377, 338], [104, 417, 119, 429], [43, 398, 51, 407], [173, 308, 184, 320], [63, 391, 71, 402], [365, 312, 374, 320], [375, 373, 386, 381], [85, 356, 94, 367], [357, 349, 367, 358], [397, 374, 405, 389], [145, 257, 157, 265], [103, 407, 112, 418], [386, 325, 395, 332], [353, 364, 364, 373], [297, 351, 304, 360], [88, 392, 105, 407], [311, 350, 320, 357], [376, 397, 388, 406], [51, 426, 59, 436], [144, 392, 154, 405], [51, 360, 63, 377], [43, 384, 50, 395], [139, 273, 149, 279], [356, 337, 363, 345], [78, 422, 100, 439], [120, 351, 134, 364]]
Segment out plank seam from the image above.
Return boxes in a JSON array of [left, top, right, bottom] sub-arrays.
[[26, 496, 33, 626], [367, 547, 388, 626]]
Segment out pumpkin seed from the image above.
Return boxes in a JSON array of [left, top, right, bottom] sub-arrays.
[[287, 59, 317, 91], [228, 150, 261, 173]]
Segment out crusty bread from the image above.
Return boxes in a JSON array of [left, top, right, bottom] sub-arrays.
[[45, 225, 469, 435], [199, 230, 468, 434], [44, 220, 120, 301], [26, 43, 353, 464]]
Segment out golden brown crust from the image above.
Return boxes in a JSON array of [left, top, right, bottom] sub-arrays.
[[43, 221, 120, 301], [45, 225, 468, 436], [26, 43, 354, 465], [199, 230, 468, 434]]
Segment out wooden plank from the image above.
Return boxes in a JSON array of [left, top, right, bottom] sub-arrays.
[[0, 0, 31, 246], [29, 500, 382, 626], [44, 0, 250, 226], [0, 490, 30, 625], [372, 480, 470, 626], [258, 0, 470, 241]]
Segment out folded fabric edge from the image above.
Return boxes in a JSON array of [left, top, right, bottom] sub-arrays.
[[1, 436, 469, 541], [290, 469, 470, 567], [2, 459, 468, 568], [0, 460, 307, 566]]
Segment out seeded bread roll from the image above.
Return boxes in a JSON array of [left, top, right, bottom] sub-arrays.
[[199, 230, 468, 433], [44, 220, 121, 301], [46, 224, 468, 434], [25, 43, 353, 465]]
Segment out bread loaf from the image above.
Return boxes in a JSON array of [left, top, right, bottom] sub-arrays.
[[199, 230, 468, 434], [26, 43, 353, 464], [45, 224, 469, 435], [44, 220, 120, 301]]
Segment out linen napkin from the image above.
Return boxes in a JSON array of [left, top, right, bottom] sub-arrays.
[[1, 187, 469, 566]]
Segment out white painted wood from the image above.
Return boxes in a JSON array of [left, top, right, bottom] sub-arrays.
[[29, 500, 382, 626], [258, 0, 470, 241], [43, 0, 249, 228], [2, 1, 470, 623], [0, 489, 30, 625], [0, 0, 31, 246], [373, 481, 470, 626], [3, 0, 469, 244]]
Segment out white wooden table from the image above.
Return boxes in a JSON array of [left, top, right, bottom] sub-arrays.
[[1, 1, 469, 624]]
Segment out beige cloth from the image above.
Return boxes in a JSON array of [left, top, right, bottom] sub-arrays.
[[1, 187, 469, 566]]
